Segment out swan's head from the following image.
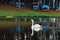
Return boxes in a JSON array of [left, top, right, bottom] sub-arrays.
[[31, 19, 34, 22], [33, 24, 42, 32]]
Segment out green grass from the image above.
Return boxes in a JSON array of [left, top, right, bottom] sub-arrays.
[[0, 5, 60, 17], [0, 8, 60, 17]]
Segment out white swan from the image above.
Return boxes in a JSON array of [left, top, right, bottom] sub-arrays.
[[31, 19, 42, 36]]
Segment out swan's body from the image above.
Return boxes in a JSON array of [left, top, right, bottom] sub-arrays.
[[33, 24, 42, 31], [31, 19, 42, 36]]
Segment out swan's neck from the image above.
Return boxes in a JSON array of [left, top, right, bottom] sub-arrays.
[[31, 19, 34, 36], [31, 20, 34, 26]]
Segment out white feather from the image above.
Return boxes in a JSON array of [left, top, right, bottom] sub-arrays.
[[31, 19, 42, 36]]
